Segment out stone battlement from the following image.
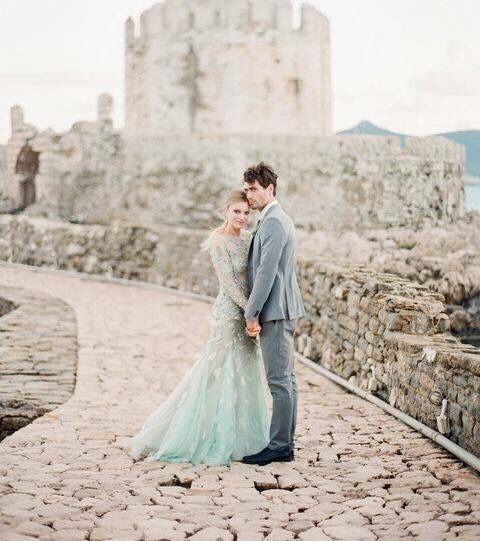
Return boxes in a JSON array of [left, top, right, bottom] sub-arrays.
[[125, 0, 332, 137], [125, 0, 325, 42]]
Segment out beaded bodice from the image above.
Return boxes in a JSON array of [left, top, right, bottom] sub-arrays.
[[208, 229, 252, 321]]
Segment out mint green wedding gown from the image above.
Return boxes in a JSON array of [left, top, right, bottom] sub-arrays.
[[130, 228, 270, 466]]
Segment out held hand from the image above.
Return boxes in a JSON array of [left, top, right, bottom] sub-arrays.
[[246, 319, 261, 338], [246, 327, 261, 338]]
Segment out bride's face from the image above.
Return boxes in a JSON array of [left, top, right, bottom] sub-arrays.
[[226, 201, 250, 230]]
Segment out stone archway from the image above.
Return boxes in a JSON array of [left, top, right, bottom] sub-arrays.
[[15, 142, 39, 208]]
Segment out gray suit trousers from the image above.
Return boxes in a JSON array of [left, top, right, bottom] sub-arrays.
[[259, 318, 297, 452]]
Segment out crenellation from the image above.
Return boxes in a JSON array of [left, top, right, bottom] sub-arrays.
[[140, 6, 160, 37], [300, 2, 325, 34], [126, 18, 148, 55], [10, 105, 24, 134], [249, 2, 281, 32], [97, 94, 113, 125], [133, 1, 296, 36], [167, 5, 192, 33], [125, 17, 135, 46], [276, 2, 295, 32], [140, 0, 294, 34], [183, 2, 217, 30], [125, 0, 331, 137]]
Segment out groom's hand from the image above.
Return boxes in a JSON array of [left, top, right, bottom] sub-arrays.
[[246, 319, 261, 337]]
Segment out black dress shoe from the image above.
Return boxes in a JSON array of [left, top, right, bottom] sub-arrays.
[[241, 446, 270, 463], [242, 446, 293, 465]]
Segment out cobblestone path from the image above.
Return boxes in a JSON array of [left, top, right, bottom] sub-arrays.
[[0, 264, 479, 541]]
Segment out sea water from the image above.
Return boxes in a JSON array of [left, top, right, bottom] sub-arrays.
[[465, 182, 480, 211]]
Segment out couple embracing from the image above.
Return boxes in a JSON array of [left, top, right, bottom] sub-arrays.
[[130, 162, 305, 467]]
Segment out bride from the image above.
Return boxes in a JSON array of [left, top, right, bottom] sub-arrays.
[[130, 190, 270, 466]]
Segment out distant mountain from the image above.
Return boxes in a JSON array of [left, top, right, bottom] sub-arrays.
[[338, 120, 480, 178], [337, 120, 406, 145]]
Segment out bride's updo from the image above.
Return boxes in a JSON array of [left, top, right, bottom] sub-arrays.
[[200, 190, 249, 251], [215, 190, 249, 233]]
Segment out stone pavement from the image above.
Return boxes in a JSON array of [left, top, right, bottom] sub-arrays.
[[0, 264, 479, 541], [0, 285, 77, 441]]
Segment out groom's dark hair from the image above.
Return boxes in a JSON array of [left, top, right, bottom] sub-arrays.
[[244, 162, 278, 196]]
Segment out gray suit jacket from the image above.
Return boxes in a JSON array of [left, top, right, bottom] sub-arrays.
[[245, 203, 306, 323]]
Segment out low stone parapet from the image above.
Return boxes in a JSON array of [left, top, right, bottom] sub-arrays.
[[296, 257, 480, 456]]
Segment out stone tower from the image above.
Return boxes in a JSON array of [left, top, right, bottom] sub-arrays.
[[125, 0, 332, 137]]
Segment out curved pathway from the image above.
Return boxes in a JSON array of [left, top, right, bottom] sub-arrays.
[[0, 263, 479, 541]]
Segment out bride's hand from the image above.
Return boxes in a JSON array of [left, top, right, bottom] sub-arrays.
[[246, 322, 261, 337]]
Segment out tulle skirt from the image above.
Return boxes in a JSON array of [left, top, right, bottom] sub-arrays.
[[130, 317, 271, 466]]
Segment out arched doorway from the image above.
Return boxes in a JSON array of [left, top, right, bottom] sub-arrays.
[[15, 142, 39, 208]]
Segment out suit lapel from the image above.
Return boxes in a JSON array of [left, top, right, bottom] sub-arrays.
[[254, 203, 279, 238], [249, 203, 281, 263]]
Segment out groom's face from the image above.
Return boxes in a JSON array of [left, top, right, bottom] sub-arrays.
[[243, 180, 273, 211]]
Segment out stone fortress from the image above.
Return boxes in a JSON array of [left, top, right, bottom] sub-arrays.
[[0, 0, 465, 231], [1, 0, 480, 457]]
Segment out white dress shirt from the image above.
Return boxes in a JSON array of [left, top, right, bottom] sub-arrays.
[[257, 199, 279, 222]]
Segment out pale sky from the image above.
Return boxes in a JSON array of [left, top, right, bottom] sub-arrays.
[[1, 0, 479, 144]]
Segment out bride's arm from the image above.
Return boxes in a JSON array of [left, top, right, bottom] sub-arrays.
[[209, 237, 248, 310]]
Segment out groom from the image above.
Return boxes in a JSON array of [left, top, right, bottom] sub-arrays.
[[241, 162, 306, 466]]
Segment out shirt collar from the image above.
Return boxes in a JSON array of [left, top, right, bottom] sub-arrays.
[[258, 199, 279, 220]]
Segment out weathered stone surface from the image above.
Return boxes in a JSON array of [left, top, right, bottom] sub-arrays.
[[0, 286, 77, 441], [0, 262, 479, 540], [295, 251, 480, 457], [323, 524, 376, 540], [298, 528, 331, 541], [189, 526, 233, 541], [125, 1, 331, 139], [1, 132, 465, 233]]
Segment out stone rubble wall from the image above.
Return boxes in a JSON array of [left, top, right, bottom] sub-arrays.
[[14, 132, 465, 232], [296, 257, 480, 457], [1, 99, 114, 215], [0, 285, 78, 440], [297, 212, 480, 342], [0, 145, 6, 185], [0, 216, 215, 295], [0, 214, 478, 455], [0, 145, 14, 212]]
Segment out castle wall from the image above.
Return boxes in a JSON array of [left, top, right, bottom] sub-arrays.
[[2, 99, 116, 216], [0, 214, 478, 456], [21, 132, 465, 231], [296, 256, 480, 457], [125, 0, 332, 137], [0, 145, 8, 206]]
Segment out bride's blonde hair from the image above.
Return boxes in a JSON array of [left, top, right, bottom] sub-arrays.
[[200, 190, 249, 251]]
